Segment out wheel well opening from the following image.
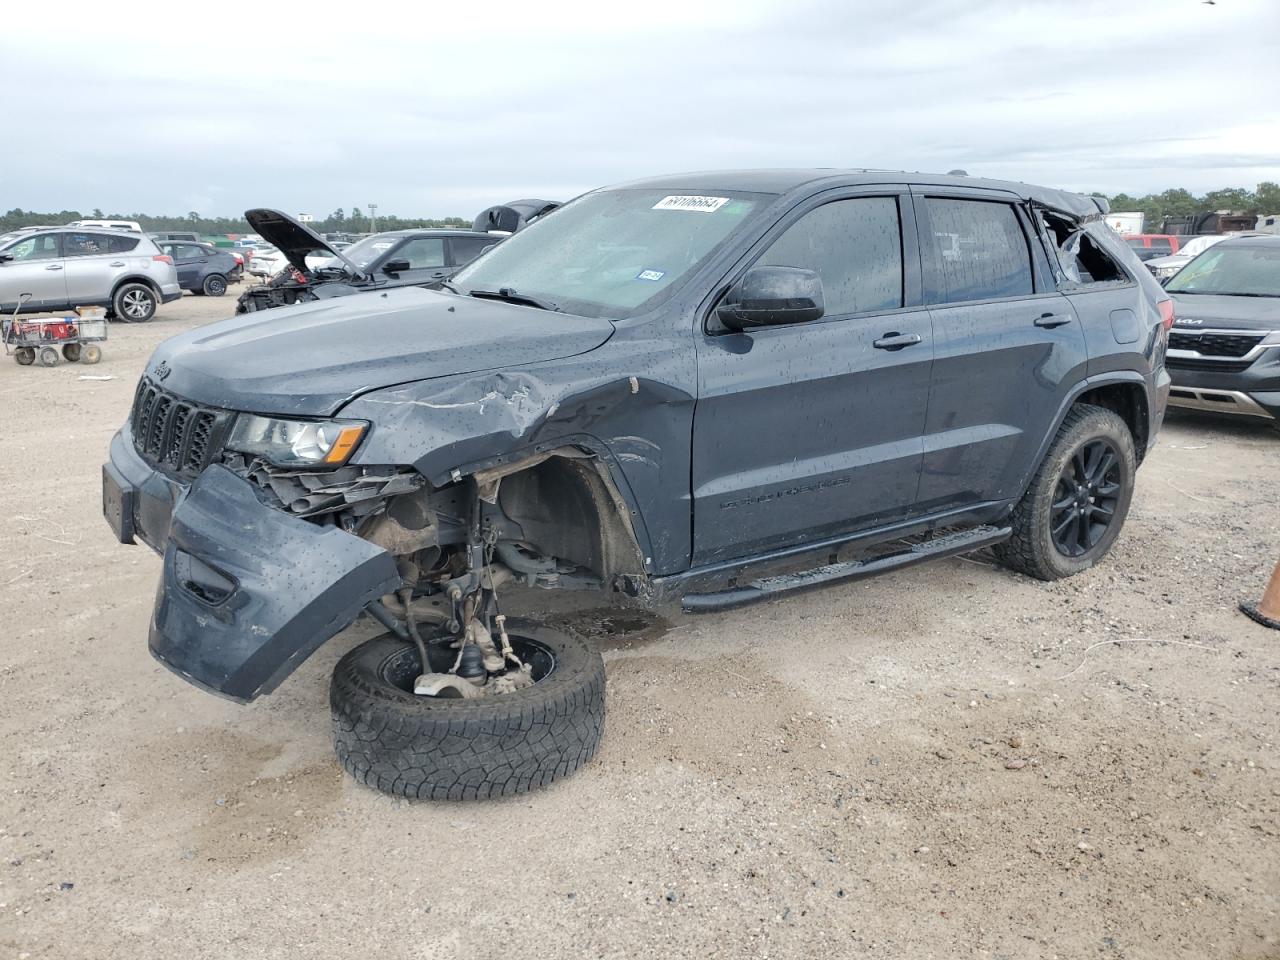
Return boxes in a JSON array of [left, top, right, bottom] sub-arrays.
[[493, 453, 645, 584], [111, 276, 160, 299], [1075, 384, 1149, 461]]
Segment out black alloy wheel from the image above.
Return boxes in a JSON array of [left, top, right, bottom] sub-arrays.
[[1050, 439, 1122, 557]]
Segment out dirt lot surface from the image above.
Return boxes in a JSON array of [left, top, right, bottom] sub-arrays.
[[1, 292, 1278, 960]]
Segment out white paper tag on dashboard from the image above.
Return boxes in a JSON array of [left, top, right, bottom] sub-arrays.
[[652, 195, 730, 213]]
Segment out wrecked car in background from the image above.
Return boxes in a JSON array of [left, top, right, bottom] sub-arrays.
[[234, 201, 558, 313], [103, 169, 1171, 801]]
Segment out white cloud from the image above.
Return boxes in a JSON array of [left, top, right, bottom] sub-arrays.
[[1, 0, 1276, 217]]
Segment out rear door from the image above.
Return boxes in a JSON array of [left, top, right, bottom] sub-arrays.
[[692, 188, 934, 563], [0, 232, 67, 310], [172, 244, 208, 287], [448, 236, 498, 269], [63, 231, 134, 303], [912, 190, 1088, 511]]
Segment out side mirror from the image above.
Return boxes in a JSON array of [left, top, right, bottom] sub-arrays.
[[716, 265, 824, 331], [0, 253, 12, 264], [382, 258, 411, 276]]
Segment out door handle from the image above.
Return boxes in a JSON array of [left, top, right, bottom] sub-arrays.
[[108, 260, 126, 267], [873, 332, 923, 350], [1035, 312, 1073, 328], [45, 264, 63, 271]]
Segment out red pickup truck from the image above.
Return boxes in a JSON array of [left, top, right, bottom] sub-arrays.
[[1125, 234, 1187, 262]]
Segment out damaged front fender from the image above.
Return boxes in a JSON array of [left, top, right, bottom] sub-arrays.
[[340, 351, 696, 574], [150, 464, 400, 702]]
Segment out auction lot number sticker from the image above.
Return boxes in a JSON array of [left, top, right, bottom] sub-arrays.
[[652, 195, 730, 213]]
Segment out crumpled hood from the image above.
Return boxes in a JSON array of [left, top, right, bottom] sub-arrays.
[[147, 287, 615, 416], [1168, 294, 1280, 332]]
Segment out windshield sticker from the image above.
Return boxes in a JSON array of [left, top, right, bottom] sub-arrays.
[[636, 269, 665, 281], [652, 195, 730, 213]]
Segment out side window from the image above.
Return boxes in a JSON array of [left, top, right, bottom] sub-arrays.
[[1149, 238, 1172, 254], [108, 235, 140, 253], [177, 244, 205, 259], [4, 234, 61, 261], [395, 238, 445, 269], [756, 197, 903, 316], [64, 232, 112, 258], [925, 198, 1033, 302], [450, 237, 497, 266]]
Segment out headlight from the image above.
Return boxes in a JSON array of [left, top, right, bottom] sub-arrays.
[[1154, 266, 1180, 280], [227, 414, 367, 468]]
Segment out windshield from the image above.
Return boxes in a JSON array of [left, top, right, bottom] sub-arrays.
[[327, 234, 401, 270], [450, 187, 770, 319], [1165, 243, 1280, 297]]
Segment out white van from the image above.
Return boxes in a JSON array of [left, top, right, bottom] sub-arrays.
[[67, 219, 143, 233]]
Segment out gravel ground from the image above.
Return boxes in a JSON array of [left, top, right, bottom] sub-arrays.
[[1, 292, 1277, 960]]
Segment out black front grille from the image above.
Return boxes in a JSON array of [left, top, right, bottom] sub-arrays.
[[1165, 356, 1256, 373], [1168, 331, 1264, 358], [131, 379, 232, 477]]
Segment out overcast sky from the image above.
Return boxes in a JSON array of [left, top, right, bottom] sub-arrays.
[[3, 0, 1277, 219]]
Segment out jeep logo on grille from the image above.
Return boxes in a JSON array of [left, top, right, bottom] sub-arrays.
[[153, 360, 171, 381]]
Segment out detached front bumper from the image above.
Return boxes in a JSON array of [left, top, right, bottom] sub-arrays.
[[103, 429, 399, 702]]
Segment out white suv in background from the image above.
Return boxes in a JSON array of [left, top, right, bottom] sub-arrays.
[[0, 227, 181, 321]]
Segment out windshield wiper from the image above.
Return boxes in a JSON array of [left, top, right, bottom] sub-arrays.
[[468, 286, 561, 312]]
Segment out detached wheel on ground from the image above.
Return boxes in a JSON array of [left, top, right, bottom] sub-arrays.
[[994, 403, 1136, 581], [331, 619, 605, 800], [202, 274, 228, 297], [112, 282, 157, 322]]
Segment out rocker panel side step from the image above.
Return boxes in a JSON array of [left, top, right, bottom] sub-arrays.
[[681, 525, 1011, 614]]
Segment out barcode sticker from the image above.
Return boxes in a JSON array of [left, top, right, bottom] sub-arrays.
[[652, 195, 730, 213]]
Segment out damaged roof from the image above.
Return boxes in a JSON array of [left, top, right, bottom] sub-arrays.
[[609, 168, 1105, 219]]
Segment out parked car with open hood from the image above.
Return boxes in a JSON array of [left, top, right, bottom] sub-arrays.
[[1162, 235, 1280, 430], [234, 209, 508, 313], [103, 169, 1171, 800]]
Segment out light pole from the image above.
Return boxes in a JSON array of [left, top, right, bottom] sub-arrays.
[[368, 203, 378, 233]]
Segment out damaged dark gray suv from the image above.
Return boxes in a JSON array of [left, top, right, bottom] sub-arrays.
[[103, 169, 1173, 800]]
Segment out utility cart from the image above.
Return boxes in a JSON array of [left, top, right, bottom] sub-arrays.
[[3, 301, 107, 367]]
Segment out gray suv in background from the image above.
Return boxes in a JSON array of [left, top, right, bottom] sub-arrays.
[[0, 227, 181, 321]]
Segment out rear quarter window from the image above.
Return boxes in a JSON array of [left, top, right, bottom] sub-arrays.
[[108, 235, 140, 253]]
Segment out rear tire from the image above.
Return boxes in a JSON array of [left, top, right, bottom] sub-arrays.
[[994, 403, 1136, 581], [112, 283, 157, 322], [331, 620, 605, 800], [202, 274, 228, 297]]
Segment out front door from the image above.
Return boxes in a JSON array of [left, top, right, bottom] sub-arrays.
[[691, 190, 934, 564], [912, 191, 1089, 511], [0, 233, 66, 311], [384, 237, 450, 286]]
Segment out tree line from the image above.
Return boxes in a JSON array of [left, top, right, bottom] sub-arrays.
[[1098, 182, 1280, 228], [0, 206, 472, 236]]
